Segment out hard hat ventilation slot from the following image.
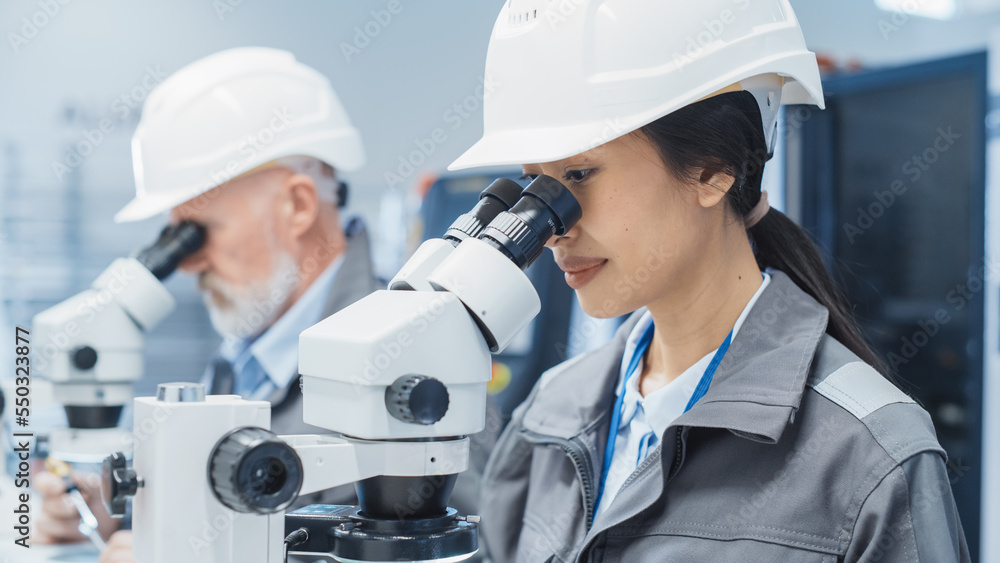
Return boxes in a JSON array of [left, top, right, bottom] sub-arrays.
[[507, 0, 546, 27], [510, 11, 540, 24]]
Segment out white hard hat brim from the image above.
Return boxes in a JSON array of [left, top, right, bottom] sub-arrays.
[[448, 72, 825, 172], [448, 120, 642, 171], [114, 187, 206, 223], [114, 136, 365, 223]]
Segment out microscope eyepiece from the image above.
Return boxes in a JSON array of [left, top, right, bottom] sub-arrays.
[[135, 221, 207, 280], [443, 178, 524, 245], [478, 174, 582, 269]]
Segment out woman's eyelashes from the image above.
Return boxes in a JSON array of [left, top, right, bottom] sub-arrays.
[[519, 167, 595, 185], [563, 168, 593, 184]]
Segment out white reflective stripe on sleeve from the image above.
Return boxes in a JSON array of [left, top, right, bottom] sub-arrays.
[[810, 361, 915, 420]]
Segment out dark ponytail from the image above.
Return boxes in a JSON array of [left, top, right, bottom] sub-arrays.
[[639, 91, 889, 376]]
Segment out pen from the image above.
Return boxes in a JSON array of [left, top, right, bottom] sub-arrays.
[[45, 457, 107, 551]]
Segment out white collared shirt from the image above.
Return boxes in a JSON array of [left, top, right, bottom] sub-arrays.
[[595, 272, 771, 520]]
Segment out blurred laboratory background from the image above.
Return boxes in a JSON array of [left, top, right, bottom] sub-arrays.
[[1, 0, 999, 561]]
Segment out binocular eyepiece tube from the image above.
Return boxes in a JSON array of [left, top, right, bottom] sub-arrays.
[[135, 220, 207, 280], [479, 174, 582, 270]]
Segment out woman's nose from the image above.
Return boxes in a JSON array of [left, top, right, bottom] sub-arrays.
[[545, 224, 576, 248]]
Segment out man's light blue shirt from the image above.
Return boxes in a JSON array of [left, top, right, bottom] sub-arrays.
[[201, 255, 344, 401]]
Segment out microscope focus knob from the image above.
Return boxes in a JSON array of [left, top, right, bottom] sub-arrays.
[[385, 375, 450, 425], [71, 346, 98, 370], [102, 452, 142, 517], [208, 427, 303, 514]]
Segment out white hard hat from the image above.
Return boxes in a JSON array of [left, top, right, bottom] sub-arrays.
[[449, 0, 824, 171], [115, 47, 365, 223]]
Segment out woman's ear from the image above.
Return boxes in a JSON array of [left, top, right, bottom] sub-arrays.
[[695, 168, 737, 209]]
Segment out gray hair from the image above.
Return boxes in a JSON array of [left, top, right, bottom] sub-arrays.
[[274, 155, 338, 204]]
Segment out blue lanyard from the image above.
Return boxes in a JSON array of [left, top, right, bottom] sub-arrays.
[[595, 321, 733, 511]]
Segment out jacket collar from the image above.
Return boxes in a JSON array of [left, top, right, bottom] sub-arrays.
[[320, 217, 384, 319], [520, 271, 829, 444]]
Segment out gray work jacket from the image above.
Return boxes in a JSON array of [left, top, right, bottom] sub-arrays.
[[481, 271, 970, 562]]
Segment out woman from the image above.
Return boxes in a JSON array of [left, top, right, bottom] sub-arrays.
[[448, 1, 969, 562]]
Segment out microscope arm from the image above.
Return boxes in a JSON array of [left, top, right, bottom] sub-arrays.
[[283, 434, 470, 496]]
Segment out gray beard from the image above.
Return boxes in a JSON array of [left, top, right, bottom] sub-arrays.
[[203, 252, 300, 340]]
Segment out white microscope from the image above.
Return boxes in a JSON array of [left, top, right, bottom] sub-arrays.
[[31, 222, 205, 461], [101, 175, 581, 563]]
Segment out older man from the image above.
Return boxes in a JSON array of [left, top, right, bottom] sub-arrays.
[[34, 47, 384, 561]]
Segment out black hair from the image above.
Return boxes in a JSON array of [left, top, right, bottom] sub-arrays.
[[639, 91, 889, 376]]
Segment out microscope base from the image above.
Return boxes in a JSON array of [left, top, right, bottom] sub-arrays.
[[286, 505, 478, 563]]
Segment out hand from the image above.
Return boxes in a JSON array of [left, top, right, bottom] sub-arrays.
[[33, 469, 120, 544], [99, 531, 135, 563]]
